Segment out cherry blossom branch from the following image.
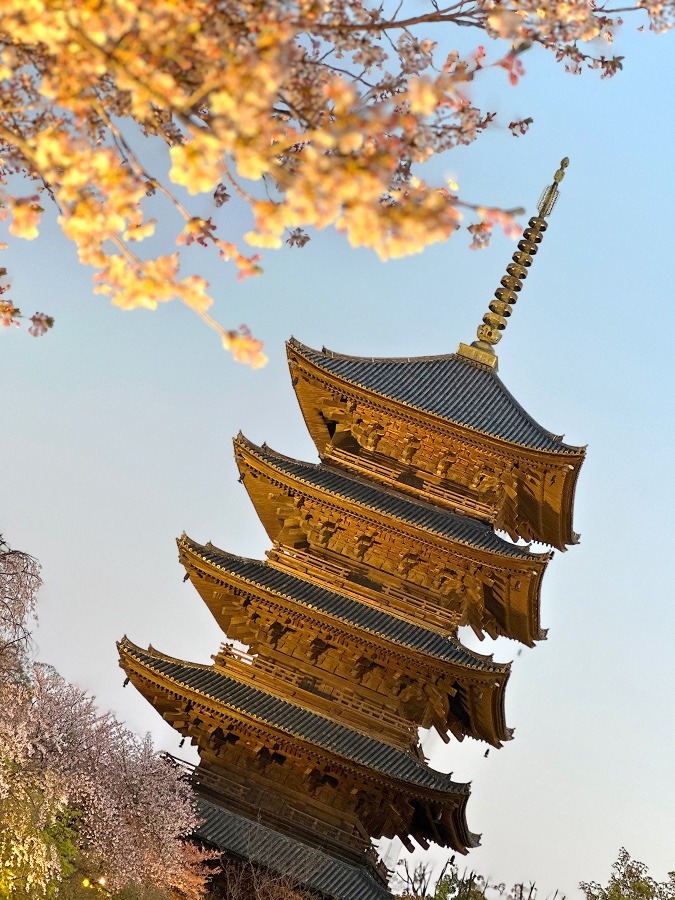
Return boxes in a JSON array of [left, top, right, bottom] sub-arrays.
[[0, 0, 667, 363], [298, 7, 486, 35], [92, 97, 194, 223]]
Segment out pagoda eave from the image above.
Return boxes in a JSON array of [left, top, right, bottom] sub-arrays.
[[177, 536, 513, 747], [194, 797, 394, 900], [119, 639, 477, 852], [288, 339, 585, 460], [177, 535, 514, 679], [232, 443, 549, 645], [234, 434, 549, 564], [118, 639, 471, 798], [288, 341, 584, 550]]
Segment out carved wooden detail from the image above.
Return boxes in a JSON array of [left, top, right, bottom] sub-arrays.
[[121, 654, 472, 853], [177, 549, 510, 749], [236, 460, 545, 645], [290, 357, 583, 550]]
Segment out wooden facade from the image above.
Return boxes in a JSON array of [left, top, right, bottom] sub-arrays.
[[119, 165, 584, 900], [288, 340, 584, 552]]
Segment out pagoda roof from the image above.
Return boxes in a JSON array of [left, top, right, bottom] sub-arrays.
[[288, 339, 582, 456], [236, 436, 545, 561], [180, 535, 508, 675], [196, 798, 393, 900], [120, 638, 470, 796]]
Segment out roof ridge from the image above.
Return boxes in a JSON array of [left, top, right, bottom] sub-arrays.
[[119, 635, 213, 673], [179, 532, 267, 567], [288, 336, 461, 365]]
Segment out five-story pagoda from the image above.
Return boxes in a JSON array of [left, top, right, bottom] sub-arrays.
[[119, 159, 584, 900]]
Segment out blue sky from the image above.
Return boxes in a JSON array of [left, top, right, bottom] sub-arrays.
[[2, 16, 674, 899]]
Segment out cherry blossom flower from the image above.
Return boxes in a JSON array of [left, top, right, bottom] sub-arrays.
[[1, 299, 20, 328], [1, 537, 213, 897], [28, 312, 54, 336], [0, 0, 666, 360], [223, 326, 268, 368], [509, 117, 534, 136], [498, 52, 526, 86]]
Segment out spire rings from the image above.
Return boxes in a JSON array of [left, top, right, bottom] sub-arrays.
[[457, 158, 569, 369]]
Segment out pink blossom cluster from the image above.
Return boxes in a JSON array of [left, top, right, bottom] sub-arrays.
[[0, 0, 664, 356], [0, 266, 54, 336], [0, 538, 212, 898]]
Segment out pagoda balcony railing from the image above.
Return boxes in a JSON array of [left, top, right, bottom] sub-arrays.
[[249, 654, 414, 742], [217, 642, 255, 664], [163, 752, 196, 777]]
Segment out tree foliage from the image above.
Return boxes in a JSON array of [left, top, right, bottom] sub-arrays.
[[395, 857, 549, 900], [211, 859, 316, 900], [0, 535, 41, 673], [396, 851, 674, 900], [0, 0, 671, 357], [0, 536, 213, 899], [580, 849, 675, 900]]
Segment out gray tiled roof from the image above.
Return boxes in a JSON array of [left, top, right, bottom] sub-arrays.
[[182, 535, 507, 674], [195, 798, 394, 900], [122, 640, 469, 794], [289, 339, 581, 455], [238, 437, 542, 560]]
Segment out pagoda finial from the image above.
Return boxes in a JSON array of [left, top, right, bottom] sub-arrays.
[[458, 158, 569, 370]]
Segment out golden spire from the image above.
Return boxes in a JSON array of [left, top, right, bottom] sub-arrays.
[[458, 158, 569, 370]]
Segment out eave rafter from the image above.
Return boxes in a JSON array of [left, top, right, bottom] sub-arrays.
[[234, 435, 549, 646], [118, 638, 479, 852]]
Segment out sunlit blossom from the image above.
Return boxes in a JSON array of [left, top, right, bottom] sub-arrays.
[[0, 0, 665, 360]]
